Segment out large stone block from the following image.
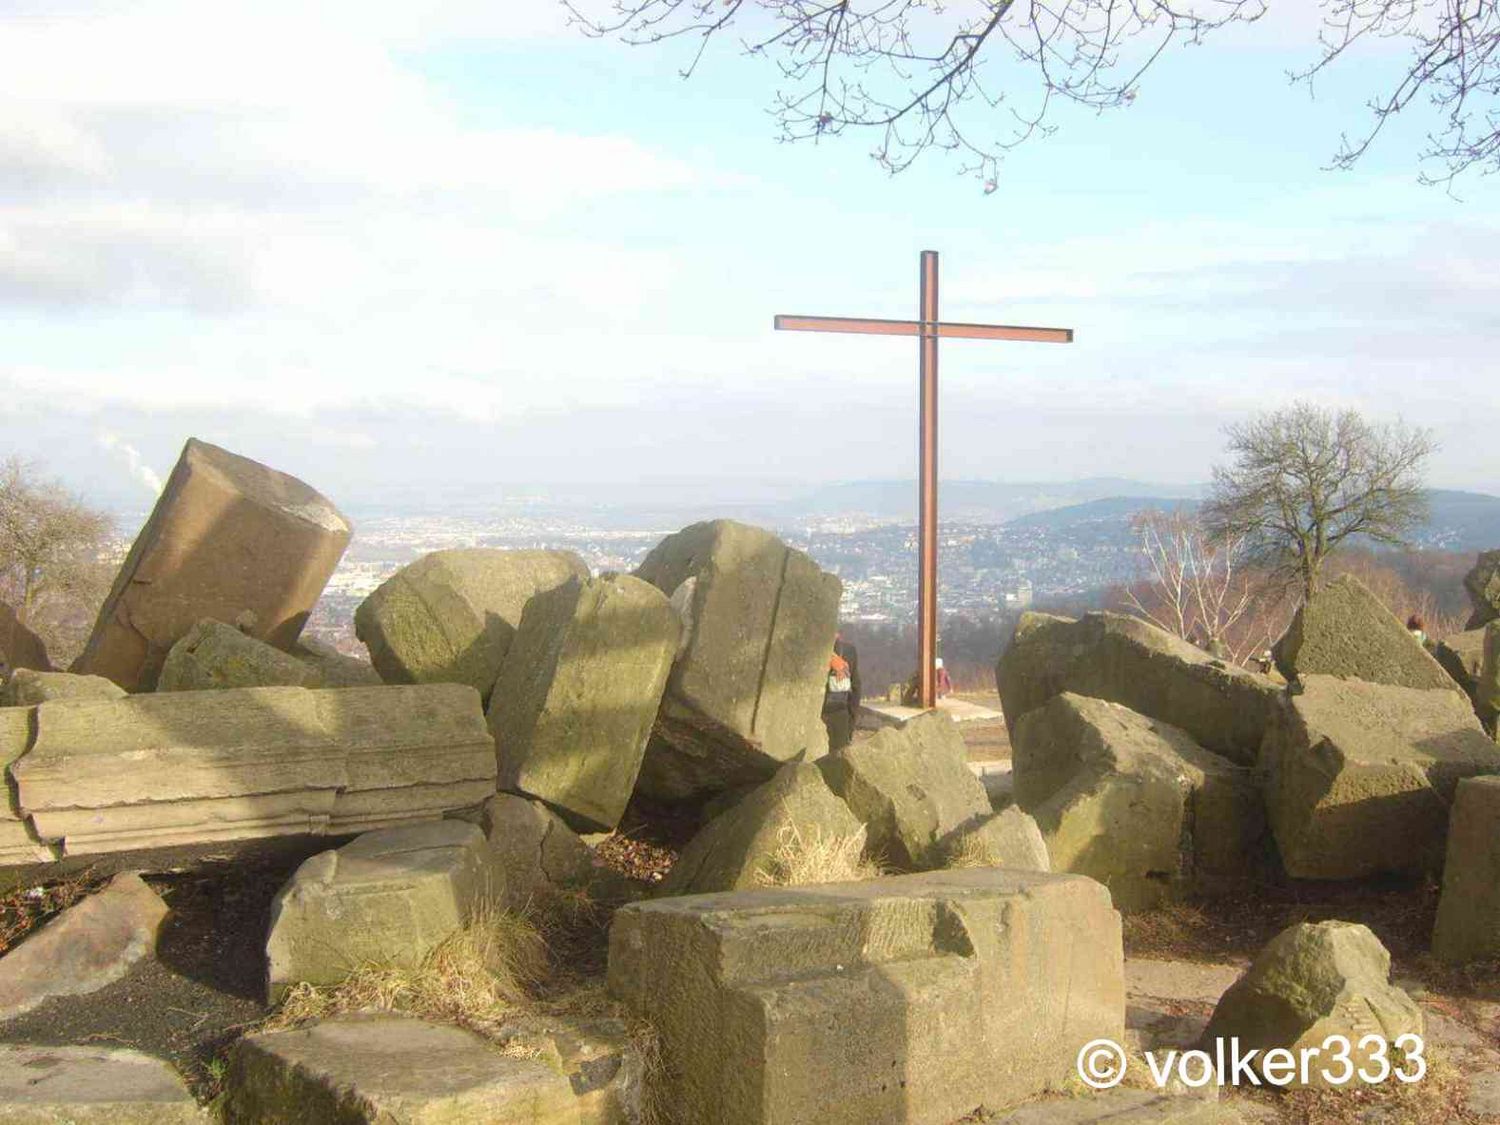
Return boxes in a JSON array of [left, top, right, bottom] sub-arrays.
[[1201, 921, 1423, 1089], [157, 618, 321, 692], [264, 821, 493, 1002], [0, 710, 52, 866], [633, 520, 841, 800], [0, 1044, 205, 1123], [224, 1014, 582, 1124], [478, 793, 605, 912], [292, 636, 383, 687], [76, 438, 350, 692], [1479, 621, 1500, 733], [996, 611, 1279, 766], [1434, 626, 1487, 701], [8, 683, 495, 859], [608, 868, 1124, 1125], [943, 807, 1051, 873], [490, 574, 678, 832], [355, 548, 588, 700], [0, 670, 124, 707], [0, 603, 49, 676], [819, 711, 989, 870], [1465, 549, 1500, 629], [662, 761, 865, 895], [1272, 575, 1455, 691], [1013, 693, 1264, 910], [1432, 776, 1500, 963], [1260, 675, 1500, 879]]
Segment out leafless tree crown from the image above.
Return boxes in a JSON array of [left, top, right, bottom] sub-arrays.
[[1200, 402, 1436, 601], [567, 0, 1500, 187]]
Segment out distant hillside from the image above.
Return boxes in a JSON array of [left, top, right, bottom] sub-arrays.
[[791, 478, 1206, 524], [999, 489, 1500, 552]]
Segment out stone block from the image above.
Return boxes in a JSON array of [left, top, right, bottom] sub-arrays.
[[477, 793, 603, 912], [157, 618, 321, 692], [264, 821, 493, 1002], [0, 603, 49, 676], [0, 1044, 204, 1123], [1260, 675, 1500, 879], [819, 711, 990, 870], [76, 438, 350, 692], [944, 806, 1050, 872], [608, 868, 1124, 1125], [355, 548, 587, 700], [996, 611, 1279, 766], [1465, 549, 1500, 629], [490, 574, 678, 832], [1432, 776, 1500, 963], [633, 520, 841, 800], [0, 671, 124, 707]]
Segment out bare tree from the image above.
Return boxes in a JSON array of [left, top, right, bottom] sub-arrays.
[[1200, 402, 1436, 603], [1120, 507, 1261, 653], [567, 1, 1500, 187], [0, 458, 114, 662]]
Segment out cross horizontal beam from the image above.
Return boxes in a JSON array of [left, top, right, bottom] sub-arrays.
[[774, 314, 1073, 344]]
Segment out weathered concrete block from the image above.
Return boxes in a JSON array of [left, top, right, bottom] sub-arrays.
[[490, 573, 678, 832], [608, 868, 1124, 1125], [224, 1014, 581, 1124], [157, 618, 321, 692], [1465, 549, 1500, 629], [819, 711, 990, 870], [1272, 575, 1455, 691], [996, 611, 1279, 766], [0, 670, 124, 707], [355, 548, 587, 700], [76, 438, 350, 693], [264, 821, 493, 1002], [0, 603, 49, 676], [1260, 675, 1500, 879], [1432, 776, 1500, 963], [662, 761, 865, 895], [1013, 694, 1264, 910], [0, 872, 166, 1022], [1202, 921, 1423, 1089], [0, 1044, 205, 1123], [634, 520, 841, 800]]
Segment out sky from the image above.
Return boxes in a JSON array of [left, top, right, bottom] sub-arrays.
[[2, 0, 1497, 514]]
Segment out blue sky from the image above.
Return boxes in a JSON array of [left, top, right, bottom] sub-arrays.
[[2, 1, 1496, 513]]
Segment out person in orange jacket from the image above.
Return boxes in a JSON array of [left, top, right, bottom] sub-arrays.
[[821, 631, 861, 750]]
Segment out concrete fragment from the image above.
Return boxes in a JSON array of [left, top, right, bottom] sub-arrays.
[[1432, 775, 1500, 963], [0, 1044, 203, 1123], [157, 618, 321, 692], [608, 867, 1124, 1125], [264, 821, 493, 1002], [1012, 694, 1263, 909], [76, 438, 350, 692], [1201, 921, 1424, 1089], [661, 761, 865, 895], [224, 1014, 579, 1124], [1272, 575, 1456, 690], [490, 573, 678, 832], [819, 711, 990, 870], [0, 872, 167, 1022], [0, 671, 123, 707], [1260, 675, 1500, 879], [355, 547, 587, 699], [996, 611, 1279, 766], [634, 520, 841, 800]]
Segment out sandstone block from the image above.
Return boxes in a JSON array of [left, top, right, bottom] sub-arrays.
[[819, 711, 990, 870], [292, 636, 382, 687], [76, 438, 350, 692], [478, 793, 609, 912], [633, 520, 841, 800], [661, 761, 865, 895], [490, 573, 678, 832], [1013, 694, 1263, 910], [157, 618, 321, 692], [996, 611, 1279, 766], [0, 1044, 204, 1123], [1260, 675, 1500, 879], [1434, 626, 1487, 701], [355, 548, 587, 700], [0, 671, 124, 707], [608, 868, 1124, 1125], [0, 872, 166, 1022], [0, 604, 49, 676], [1202, 921, 1423, 1089], [224, 1014, 579, 1124], [1479, 621, 1500, 732], [1465, 549, 1500, 629], [944, 806, 1051, 872], [1272, 575, 1455, 690], [264, 821, 493, 1002], [1432, 776, 1500, 963]]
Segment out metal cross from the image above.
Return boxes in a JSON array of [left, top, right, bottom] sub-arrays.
[[776, 250, 1073, 709]]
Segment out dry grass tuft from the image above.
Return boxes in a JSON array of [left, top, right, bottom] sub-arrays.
[[942, 830, 1004, 870], [0, 868, 102, 956], [263, 904, 547, 1036], [754, 821, 883, 888]]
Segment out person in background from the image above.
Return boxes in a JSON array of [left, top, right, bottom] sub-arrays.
[[935, 657, 953, 699], [1406, 614, 1428, 647], [822, 631, 861, 750]]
